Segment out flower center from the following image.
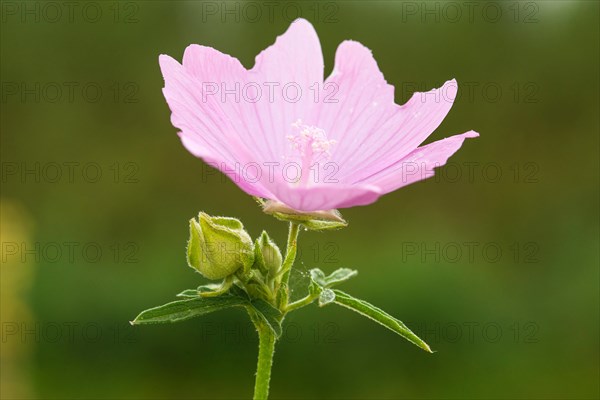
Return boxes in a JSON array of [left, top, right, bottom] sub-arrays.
[[286, 119, 336, 186]]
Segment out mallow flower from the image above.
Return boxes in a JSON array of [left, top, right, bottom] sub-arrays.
[[159, 19, 478, 212], [136, 18, 480, 400]]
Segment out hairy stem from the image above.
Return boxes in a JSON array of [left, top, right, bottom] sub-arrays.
[[285, 293, 318, 313], [253, 222, 300, 400], [253, 322, 276, 400], [277, 222, 300, 309]]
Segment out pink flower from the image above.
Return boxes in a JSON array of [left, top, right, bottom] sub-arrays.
[[160, 19, 478, 212]]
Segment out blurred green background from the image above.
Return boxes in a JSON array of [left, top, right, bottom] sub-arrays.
[[1, 1, 598, 399]]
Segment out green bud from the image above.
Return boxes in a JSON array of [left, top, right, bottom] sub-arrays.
[[186, 212, 254, 280], [254, 231, 283, 275], [261, 200, 348, 231]]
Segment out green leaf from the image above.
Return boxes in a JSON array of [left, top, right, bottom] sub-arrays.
[[311, 267, 358, 288], [309, 268, 327, 286], [131, 296, 247, 325], [330, 290, 433, 353], [325, 268, 358, 285], [318, 288, 336, 306], [249, 299, 283, 338], [176, 289, 199, 298]]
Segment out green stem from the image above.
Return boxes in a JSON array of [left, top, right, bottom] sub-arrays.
[[252, 222, 300, 400], [277, 222, 300, 309], [285, 293, 317, 313], [253, 322, 276, 400]]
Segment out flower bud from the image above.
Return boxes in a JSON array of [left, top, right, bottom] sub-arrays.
[[186, 212, 254, 280], [254, 231, 283, 275]]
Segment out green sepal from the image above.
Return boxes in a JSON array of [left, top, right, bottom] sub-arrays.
[[197, 283, 223, 293], [329, 290, 433, 353], [260, 200, 348, 231]]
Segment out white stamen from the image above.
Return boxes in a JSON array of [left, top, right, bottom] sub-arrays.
[[286, 119, 337, 186], [287, 119, 336, 159]]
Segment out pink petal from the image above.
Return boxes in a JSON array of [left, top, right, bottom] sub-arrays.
[[178, 134, 269, 198], [317, 40, 397, 171], [249, 18, 324, 158], [159, 19, 478, 212], [160, 19, 326, 202], [361, 131, 479, 193], [180, 45, 275, 165], [349, 80, 458, 182], [160, 52, 273, 198], [272, 183, 382, 212], [316, 39, 458, 183]]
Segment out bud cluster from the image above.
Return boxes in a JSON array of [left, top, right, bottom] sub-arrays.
[[186, 212, 285, 304]]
